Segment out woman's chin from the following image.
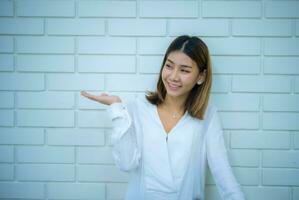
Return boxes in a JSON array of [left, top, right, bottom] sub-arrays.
[[166, 90, 185, 98]]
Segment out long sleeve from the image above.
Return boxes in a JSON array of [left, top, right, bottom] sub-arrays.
[[106, 102, 141, 172], [206, 107, 245, 200]]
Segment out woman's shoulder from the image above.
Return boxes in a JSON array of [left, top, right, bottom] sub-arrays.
[[203, 102, 219, 123], [123, 93, 152, 112]]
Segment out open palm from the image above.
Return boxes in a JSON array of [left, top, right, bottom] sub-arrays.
[[80, 91, 121, 105]]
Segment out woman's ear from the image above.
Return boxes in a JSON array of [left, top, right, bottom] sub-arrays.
[[197, 69, 206, 85]]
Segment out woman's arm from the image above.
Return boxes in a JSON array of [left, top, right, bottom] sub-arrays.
[[206, 107, 245, 200], [80, 91, 141, 172], [107, 101, 141, 172]]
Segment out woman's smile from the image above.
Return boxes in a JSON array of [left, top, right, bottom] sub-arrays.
[[167, 81, 182, 91]]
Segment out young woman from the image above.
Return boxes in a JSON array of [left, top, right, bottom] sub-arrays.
[[81, 35, 245, 200]]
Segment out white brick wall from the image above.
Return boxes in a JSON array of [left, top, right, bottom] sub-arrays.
[[0, 0, 298, 200]]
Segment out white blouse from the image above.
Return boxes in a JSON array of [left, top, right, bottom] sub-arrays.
[[106, 95, 245, 200]]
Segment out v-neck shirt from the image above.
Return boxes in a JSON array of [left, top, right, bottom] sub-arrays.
[[155, 105, 188, 135], [106, 95, 245, 200]]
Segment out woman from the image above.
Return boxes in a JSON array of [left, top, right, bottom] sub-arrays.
[[81, 35, 245, 200]]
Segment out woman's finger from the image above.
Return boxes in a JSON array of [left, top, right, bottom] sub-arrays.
[[80, 91, 98, 101], [80, 91, 120, 105], [81, 91, 112, 104]]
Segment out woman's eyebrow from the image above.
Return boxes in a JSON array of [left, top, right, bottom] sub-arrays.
[[166, 59, 192, 68]]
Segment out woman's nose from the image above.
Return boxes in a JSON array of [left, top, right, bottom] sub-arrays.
[[170, 69, 180, 80]]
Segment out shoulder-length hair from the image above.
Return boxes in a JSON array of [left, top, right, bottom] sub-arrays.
[[145, 35, 212, 120]]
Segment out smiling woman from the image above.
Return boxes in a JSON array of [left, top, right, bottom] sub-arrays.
[[146, 36, 210, 121], [81, 35, 245, 200]]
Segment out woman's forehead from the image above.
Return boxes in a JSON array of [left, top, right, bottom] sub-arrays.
[[166, 51, 196, 67]]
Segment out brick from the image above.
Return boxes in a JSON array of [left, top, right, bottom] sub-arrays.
[[0, 73, 44, 91], [264, 38, 299, 56], [78, 1, 136, 17], [295, 133, 299, 149], [78, 37, 136, 54], [0, 182, 44, 199], [220, 112, 259, 130], [17, 36, 74, 54], [0, 18, 43, 35], [232, 75, 291, 93], [47, 129, 105, 146], [47, 74, 104, 91], [296, 77, 299, 93], [233, 167, 260, 185], [213, 56, 260, 74], [77, 146, 114, 164], [47, 19, 105, 36], [109, 19, 166, 36], [0, 164, 13, 180], [211, 75, 230, 93], [17, 55, 74, 72], [0, 36, 13, 53], [0, 146, 13, 162], [78, 55, 135, 73], [231, 131, 290, 149], [17, 164, 74, 181], [140, 1, 197, 18], [202, 1, 261, 18], [77, 165, 129, 182], [0, 110, 13, 127], [0, 128, 44, 145], [17, 0, 74, 17], [263, 169, 299, 186], [262, 150, 299, 168], [228, 149, 259, 167], [0, 0, 13, 16], [263, 112, 299, 131], [78, 110, 111, 128], [264, 57, 299, 75], [0, 92, 14, 108], [17, 92, 75, 109], [17, 146, 74, 163], [294, 187, 299, 200], [265, 1, 299, 18], [17, 110, 74, 127], [203, 38, 261, 56], [263, 94, 299, 111], [105, 74, 156, 91], [244, 187, 290, 200], [47, 183, 105, 199], [139, 55, 163, 74], [169, 19, 229, 36], [0, 54, 13, 71], [107, 183, 127, 199], [138, 37, 173, 55], [232, 19, 292, 36], [210, 93, 260, 111]]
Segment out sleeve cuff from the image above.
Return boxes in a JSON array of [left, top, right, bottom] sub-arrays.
[[106, 102, 126, 120]]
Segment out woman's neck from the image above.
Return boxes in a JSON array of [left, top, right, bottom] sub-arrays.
[[162, 94, 187, 113]]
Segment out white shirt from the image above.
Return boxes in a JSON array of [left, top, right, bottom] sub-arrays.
[[106, 95, 245, 200]]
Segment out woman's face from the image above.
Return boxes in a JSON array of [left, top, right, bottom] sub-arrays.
[[161, 50, 204, 99]]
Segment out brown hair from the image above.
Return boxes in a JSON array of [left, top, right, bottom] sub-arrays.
[[145, 35, 212, 120]]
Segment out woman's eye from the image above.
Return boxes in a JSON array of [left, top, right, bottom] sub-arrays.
[[181, 70, 190, 73], [165, 64, 172, 68]]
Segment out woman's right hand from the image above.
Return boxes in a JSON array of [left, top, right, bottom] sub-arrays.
[[80, 91, 122, 105]]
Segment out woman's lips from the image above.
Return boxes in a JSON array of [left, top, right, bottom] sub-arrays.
[[168, 82, 181, 90]]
